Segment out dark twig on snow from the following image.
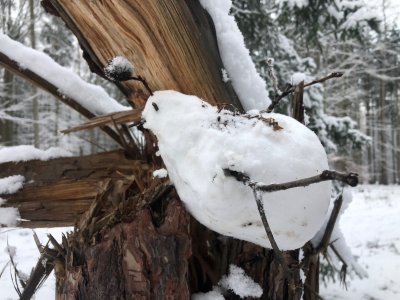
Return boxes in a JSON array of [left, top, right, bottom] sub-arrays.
[[223, 169, 359, 193], [330, 244, 348, 286], [252, 188, 293, 280], [315, 194, 343, 253], [265, 72, 344, 113]]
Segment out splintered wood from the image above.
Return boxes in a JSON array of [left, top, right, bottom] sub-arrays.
[[0, 150, 151, 227], [43, 0, 241, 109]]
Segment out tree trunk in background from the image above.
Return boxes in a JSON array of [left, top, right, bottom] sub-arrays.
[[0, 69, 14, 145], [29, 0, 40, 148], [379, 79, 388, 184]]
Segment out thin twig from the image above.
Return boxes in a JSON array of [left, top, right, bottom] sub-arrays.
[[265, 72, 344, 113], [315, 194, 343, 253], [252, 188, 293, 279], [224, 169, 359, 193], [303, 72, 344, 88], [126, 76, 154, 96], [330, 244, 348, 287]]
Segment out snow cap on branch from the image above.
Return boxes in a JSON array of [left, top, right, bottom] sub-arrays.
[[142, 90, 331, 250], [104, 55, 135, 82]]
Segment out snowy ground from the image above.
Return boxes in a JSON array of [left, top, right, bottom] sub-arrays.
[[320, 185, 400, 300], [0, 185, 399, 299]]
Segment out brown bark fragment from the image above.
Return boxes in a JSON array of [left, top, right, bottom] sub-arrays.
[[59, 198, 191, 300]]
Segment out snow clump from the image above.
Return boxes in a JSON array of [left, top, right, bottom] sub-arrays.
[[153, 168, 168, 179], [192, 264, 262, 299], [104, 55, 134, 82], [0, 175, 24, 227], [142, 90, 331, 250]]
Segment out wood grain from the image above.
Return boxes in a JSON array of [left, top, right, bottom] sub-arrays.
[[0, 150, 150, 227], [45, 0, 242, 110]]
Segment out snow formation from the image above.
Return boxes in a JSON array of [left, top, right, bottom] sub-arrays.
[[199, 0, 270, 111], [0, 175, 25, 195], [219, 265, 263, 298], [192, 264, 262, 299], [104, 55, 134, 81], [153, 168, 168, 179], [0, 175, 24, 227], [0, 145, 72, 164], [0, 33, 129, 116], [142, 91, 331, 250]]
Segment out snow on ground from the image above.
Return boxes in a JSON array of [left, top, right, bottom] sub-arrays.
[[0, 227, 70, 300], [320, 185, 400, 300]]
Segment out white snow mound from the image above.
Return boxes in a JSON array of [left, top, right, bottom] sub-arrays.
[[142, 91, 331, 250]]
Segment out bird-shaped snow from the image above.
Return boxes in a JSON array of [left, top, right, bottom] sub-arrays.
[[142, 91, 331, 250]]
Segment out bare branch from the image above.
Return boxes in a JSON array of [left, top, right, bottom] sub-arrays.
[[303, 72, 344, 88], [252, 188, 293, 280], [315, 194, 343, 253], [265, 72, 344, 113], [224, 169, 359, 192]]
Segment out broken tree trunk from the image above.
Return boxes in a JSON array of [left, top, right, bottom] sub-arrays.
[[41, 0, 242, 110], [0, 0, 306, 299]]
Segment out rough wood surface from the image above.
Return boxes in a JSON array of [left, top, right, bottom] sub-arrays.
[[58, 197, 191, 300], [43, 0, 242, 110], [0, 150, 150, 227]]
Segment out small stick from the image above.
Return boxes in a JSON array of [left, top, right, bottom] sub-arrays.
[[252, 188, 293, 279], [126, 76, 154, 96], [265, 72, 344, 113], [303, 72, 344, 89], [224, 169, 359, 193], [315, 194, 343, 253]]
